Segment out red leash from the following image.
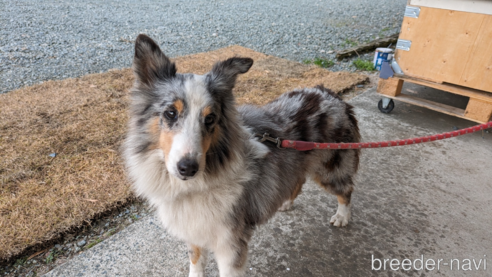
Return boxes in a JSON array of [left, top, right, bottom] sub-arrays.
[[257, 122, 492, 151]]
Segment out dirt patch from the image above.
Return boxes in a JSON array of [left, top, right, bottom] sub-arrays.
[[0, 45, 368, 262], [0, 70, 134, 262]]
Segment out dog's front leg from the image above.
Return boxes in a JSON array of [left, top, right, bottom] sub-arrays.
[[214, 238, 249, 277], [188, 244, 207, 277]]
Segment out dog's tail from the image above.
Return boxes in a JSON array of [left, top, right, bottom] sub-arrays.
[[315, 84, 341, 100]]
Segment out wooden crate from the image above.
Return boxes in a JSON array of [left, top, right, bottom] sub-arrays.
[[377, 0, 492, 123], [378, 75, 492, 123]]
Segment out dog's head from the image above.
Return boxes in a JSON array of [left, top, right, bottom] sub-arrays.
[[130, 34, 253, 181]]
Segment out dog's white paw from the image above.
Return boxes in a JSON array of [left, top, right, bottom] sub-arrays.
[[330, 204, 350, 227], [189, 264, 205, 277], [189, 271, 205, 277], [189, 255, 206, 277], [278, 200, 294, 212]]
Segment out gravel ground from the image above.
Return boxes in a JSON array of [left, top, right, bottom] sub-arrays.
[[1, 0, 406, 94]]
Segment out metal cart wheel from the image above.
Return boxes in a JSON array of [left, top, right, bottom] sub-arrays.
[[378, 98, 395, 113]]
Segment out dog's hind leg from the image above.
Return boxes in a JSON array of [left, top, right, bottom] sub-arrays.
[[330, 188, 353, 227], [188, 244, 207, 277], [314, 149, 359, 227], [278, 177, 306, 212]]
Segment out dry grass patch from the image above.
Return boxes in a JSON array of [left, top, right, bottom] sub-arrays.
[[0, 46, 367, 261]]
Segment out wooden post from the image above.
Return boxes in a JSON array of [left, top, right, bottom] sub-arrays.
[[377, 77, 404, 97], [465, 99, 492, 122]]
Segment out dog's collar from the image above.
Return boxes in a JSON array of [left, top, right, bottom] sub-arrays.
[[255, 133, 282, 149]]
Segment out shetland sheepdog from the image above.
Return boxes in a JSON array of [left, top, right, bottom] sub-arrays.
[[123, 34, 360, 277]]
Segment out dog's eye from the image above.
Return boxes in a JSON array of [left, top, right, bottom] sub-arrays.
[[204, 114, 215, 125], [164, 110, 178, 120]]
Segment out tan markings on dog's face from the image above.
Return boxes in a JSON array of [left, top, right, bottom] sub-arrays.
[[149, 117, 160, 134], [189, 245, 201, 265], [174, 99, 184, 114], [159, 128, 175, 164], [147, 114, 178, 162], [200, 125, 220, 165], [201, 105, 212, 118], [199, 105, 217, 164], [145, 117, 161, 150]]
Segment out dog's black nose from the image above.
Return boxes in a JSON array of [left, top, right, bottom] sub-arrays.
[[177, 158, 199, 177]]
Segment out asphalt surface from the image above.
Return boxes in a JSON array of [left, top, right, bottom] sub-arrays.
[[1, 0, 407, 93]]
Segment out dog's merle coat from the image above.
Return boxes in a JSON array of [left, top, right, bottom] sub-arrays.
[[123, 34, 360, 277]]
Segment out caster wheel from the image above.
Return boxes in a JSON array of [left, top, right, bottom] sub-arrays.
[[378, 99, 394, 113]]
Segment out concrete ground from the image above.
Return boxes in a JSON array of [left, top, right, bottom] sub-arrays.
[[44, 84, 492, 277]]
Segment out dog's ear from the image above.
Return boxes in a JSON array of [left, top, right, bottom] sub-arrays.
[[208, 57, 253, 94], [133, 34, 176, 87]]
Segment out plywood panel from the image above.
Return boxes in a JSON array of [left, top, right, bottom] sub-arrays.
[[395, 7, 485, 84], [459, 16, 492, 92], [410, 0, 492, 15]]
